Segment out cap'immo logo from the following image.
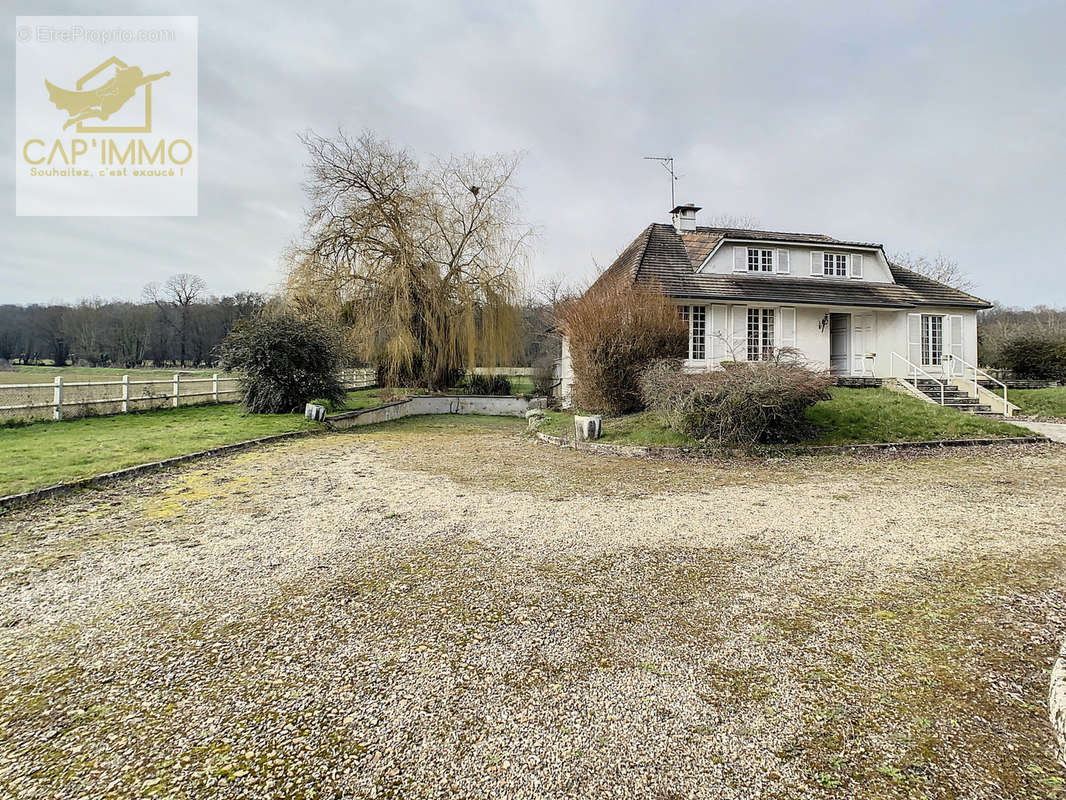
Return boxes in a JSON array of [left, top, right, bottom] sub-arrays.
[[45, 56, 169, 133]]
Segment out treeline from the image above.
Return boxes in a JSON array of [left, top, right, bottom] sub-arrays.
[[0, 274, 267, 368], [0, 275, 564, 371]]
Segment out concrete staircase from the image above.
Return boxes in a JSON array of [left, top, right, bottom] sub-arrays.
[[914, 379, 997, 416]]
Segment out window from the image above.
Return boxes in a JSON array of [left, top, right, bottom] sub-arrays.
[[747, 308, 775, 361], [921, 314, 943, 366], [690, 305, 706, 360], [679, 304, 706, 359], [747, 248, 773, 272], [823, 252, 847, 277]]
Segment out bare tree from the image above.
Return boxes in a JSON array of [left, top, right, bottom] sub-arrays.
[[145, 273, 207, 366], [890, 251, 976, 293], [702, 213, 761, 230], [287, 130, 532, 389]]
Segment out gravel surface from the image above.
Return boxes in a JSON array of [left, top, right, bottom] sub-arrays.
[[1, 416, 1065, 799]]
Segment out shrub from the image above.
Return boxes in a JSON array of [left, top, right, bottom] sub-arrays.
[[640, 355, 834, 445], [219, 309, 346, 414], [467, 373, 512, 395], [999, 334, 1066, 381], [558, 279, 687, 415]]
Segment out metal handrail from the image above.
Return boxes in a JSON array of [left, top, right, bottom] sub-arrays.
[[945, 354, 1009, 418], [891, 351, 945, 405]]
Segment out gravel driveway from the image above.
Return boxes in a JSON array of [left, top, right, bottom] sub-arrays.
[[2, 416, 1065, 799]]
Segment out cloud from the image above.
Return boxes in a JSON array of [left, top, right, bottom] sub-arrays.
[[2, 0, 1064, 306]]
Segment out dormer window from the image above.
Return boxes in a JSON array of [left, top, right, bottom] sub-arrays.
[[823, 253, 847, 277], [747, 248, 773, 272]]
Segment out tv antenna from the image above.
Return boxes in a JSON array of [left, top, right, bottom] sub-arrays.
[[643, 156, 678, 208]]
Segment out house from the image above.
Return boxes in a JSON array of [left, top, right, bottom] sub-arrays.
[[558, 204, 1014, 415]]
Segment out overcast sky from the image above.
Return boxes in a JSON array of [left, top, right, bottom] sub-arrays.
[[4, 0, 1065, 307]]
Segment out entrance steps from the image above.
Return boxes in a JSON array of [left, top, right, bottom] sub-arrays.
[[913, 379, 993, 414]]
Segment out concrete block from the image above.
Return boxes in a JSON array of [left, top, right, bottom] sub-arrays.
[[305, 403, 327, 421], [574, 414, 602, 441]]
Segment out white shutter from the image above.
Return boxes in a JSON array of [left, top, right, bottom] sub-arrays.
[[775, 249, 790, 274], [810, 251, 824, 276], [850, 253, 864, 279], [710, 304, 729, 364], [733, 246, 747, 272], [777, 307, 796, 350], [948, 314, 964, 371], [907, 313, 922, 367], [730, 305, 747, 361]]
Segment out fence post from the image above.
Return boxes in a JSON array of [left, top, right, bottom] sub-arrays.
[[212, 373, 219, 403], [122, 374, 130, 414], [53, 376, 63, 421], [173, 373, 180, 408]]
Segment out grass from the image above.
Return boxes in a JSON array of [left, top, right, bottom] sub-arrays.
[[537, 388, 1028, 448], [1010, 386, 1066, 418], [538, 410, 691, 446], [806, 387, 1026, 445], [0, 404, 318, 497]]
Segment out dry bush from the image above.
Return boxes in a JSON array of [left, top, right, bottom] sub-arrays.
[[640, 352, 834, 445], [558, 280, 687, 415]]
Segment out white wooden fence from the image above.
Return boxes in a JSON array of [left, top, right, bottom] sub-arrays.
[[0, 368, 376, 423]]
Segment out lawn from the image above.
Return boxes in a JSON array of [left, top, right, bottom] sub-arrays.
[[806, 387, 1026, 444], [1010, 386, 1066, 419], [538, 387, 1027, 447], [0, 404, 318, 497]]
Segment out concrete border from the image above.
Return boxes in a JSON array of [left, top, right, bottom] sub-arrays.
[[0, 429, 323, 511], [1052, 642, 1066, 768], [533, 431, 1051, 459]]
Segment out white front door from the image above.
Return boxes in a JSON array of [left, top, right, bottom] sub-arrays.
[[852, 314, 875, 375]]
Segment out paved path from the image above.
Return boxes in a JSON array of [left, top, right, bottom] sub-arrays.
[[1015, 420, 1066, 443]]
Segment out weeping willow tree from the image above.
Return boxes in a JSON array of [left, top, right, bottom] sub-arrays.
[[286, 130, 530, 389]]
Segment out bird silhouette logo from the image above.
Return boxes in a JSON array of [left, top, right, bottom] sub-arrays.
[[45, 57, 169, 133]]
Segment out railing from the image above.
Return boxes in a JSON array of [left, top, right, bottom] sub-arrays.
[[0, 367, 377, 423], [945, 354, 1009, 418], [890, 351, 945, 405]]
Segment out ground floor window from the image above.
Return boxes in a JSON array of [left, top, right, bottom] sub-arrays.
[[678, 305, 706, 359], [690, 305, 706, 359], [921, 314, 943, 366], [747, 308, 775, 361]]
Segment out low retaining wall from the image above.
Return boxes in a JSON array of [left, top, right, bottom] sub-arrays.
[[1053, 643, 1066, 767], [327, 394, 546, 429]]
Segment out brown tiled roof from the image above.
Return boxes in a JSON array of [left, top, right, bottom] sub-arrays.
[[591, 223, 990, 309]]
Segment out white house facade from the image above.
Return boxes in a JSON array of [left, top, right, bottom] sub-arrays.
[[560, 205, 996, 409]]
